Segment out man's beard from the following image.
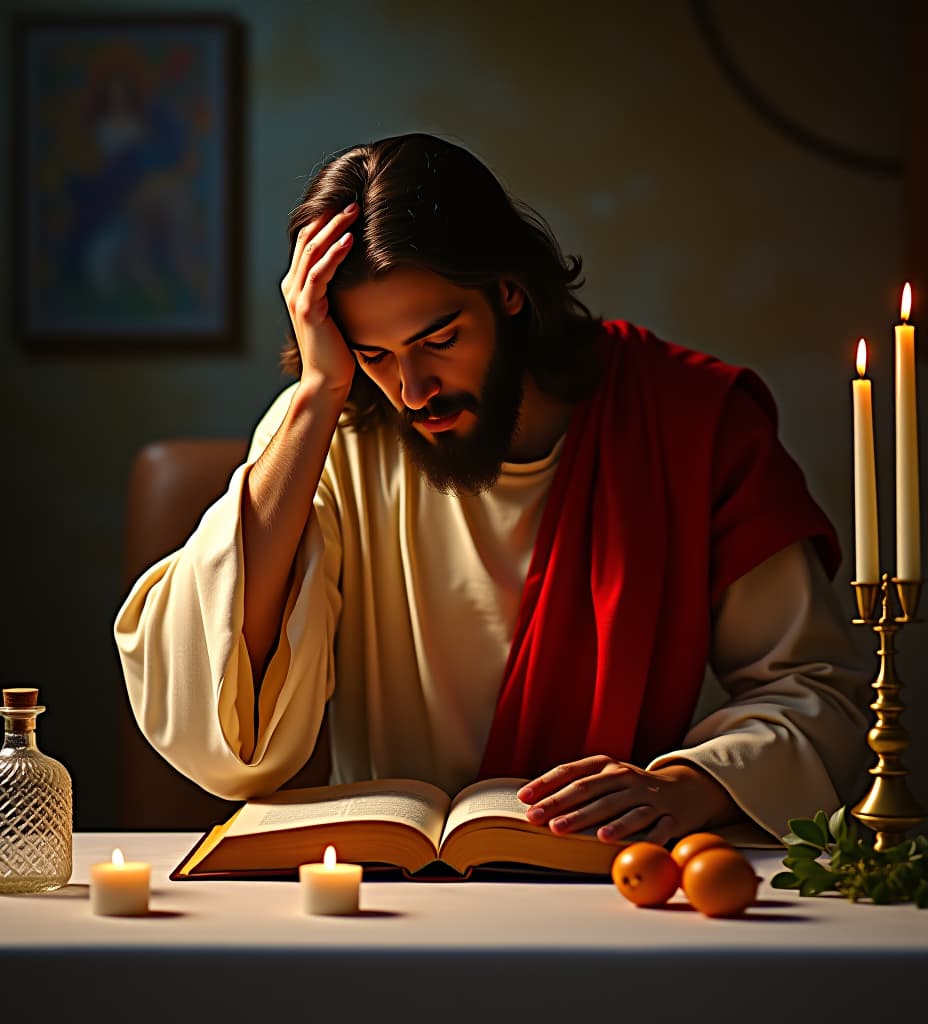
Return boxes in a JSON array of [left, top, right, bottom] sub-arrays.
[[389, 318, 524, 496]]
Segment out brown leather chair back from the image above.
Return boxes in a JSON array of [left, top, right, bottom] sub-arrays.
[[118, 438, 331, 828], [123, 438, 250, 592]]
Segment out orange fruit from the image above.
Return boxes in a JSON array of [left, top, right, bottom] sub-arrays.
[[681, 846, 759, 917], [611, 842, 681, 907], [670, 831, 731, 871]]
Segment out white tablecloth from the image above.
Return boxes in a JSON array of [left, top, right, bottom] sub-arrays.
[[2, 833, 925, 1023]]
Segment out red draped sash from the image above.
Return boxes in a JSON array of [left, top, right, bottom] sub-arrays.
[[478, 321, 840, 778]]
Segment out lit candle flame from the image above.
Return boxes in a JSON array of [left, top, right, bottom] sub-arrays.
[[856, 338, 868, 377], [112, 848, 125, 866], [901, 282, 912, 322], [323, 845, 337, 868]]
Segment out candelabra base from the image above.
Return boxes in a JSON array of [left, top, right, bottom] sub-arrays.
[[850, 575, 927, 851], [852, 776, 927, 851]]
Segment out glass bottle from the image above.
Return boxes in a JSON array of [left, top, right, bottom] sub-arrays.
[[0, 687, 72, 893]]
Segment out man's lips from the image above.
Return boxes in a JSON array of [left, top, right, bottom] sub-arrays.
[[416, 410, 462, 433]]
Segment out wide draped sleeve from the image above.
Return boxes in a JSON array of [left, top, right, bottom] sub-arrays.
[[648, 539, 872, 839], [114, 385, 343, 800]]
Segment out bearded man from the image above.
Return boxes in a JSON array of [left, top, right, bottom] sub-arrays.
[[115, 133, 869, 845]]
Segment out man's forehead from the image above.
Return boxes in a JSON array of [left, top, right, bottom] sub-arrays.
[[335, 268, 481, 349]]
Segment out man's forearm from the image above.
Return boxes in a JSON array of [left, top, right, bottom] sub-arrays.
[[241, 378, 348, 680]]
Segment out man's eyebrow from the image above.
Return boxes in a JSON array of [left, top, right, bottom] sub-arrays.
[[346, 310, 461, 351]]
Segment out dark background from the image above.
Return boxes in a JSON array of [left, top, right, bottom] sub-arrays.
[[2, 0, 925, 829]]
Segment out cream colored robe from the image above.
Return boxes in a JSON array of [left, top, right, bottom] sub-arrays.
[[114, 383, 872, 839]]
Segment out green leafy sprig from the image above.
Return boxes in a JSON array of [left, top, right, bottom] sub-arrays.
[[771, 806, 928, 907]]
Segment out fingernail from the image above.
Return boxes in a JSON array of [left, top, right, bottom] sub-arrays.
[[519, 786, 534, 802], [550, 816, 568, 832], [527, 807, 545, 823], [344, 202, 358, 214]]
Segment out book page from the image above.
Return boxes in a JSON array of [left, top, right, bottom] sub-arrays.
[[439, 777, 532, 847], [225, 778, 450, 850]]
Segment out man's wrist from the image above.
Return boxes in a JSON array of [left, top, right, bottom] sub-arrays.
[[655, 761, 741, 828], [293, 372, 352, 412]]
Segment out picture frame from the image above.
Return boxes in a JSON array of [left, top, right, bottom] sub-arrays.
[[11, 13, 244, 353]]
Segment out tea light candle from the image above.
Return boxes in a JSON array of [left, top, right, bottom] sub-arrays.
[[90, 848, 151, 916], [299, 845, 362, 915]]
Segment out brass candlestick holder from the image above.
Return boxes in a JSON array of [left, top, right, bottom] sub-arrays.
[[850, 574, 927, 850]]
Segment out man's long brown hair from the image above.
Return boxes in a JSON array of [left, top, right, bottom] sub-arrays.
[[281, 133, 601, 429]]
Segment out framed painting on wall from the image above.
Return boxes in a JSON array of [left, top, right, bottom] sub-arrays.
[[11, 13, 244, 352]]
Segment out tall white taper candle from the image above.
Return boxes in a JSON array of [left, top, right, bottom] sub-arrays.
[[895, 282, 920, 580], [853, 338, 880, 583]]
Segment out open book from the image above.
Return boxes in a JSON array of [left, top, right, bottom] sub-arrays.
[[171, 776, 626, 881]]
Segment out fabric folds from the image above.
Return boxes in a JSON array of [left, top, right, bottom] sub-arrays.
[[478, 321, 840, 779]]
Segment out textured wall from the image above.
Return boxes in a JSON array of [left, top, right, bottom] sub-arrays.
[[3, 0, 920, 828]]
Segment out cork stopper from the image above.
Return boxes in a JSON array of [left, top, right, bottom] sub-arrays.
[[3, 688, 39, 709], [2, 688, 43, 732]]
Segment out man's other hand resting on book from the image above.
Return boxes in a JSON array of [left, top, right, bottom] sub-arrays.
[[518, 756, 740, 847]]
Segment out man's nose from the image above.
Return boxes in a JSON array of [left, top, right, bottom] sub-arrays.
[[398, 357, 440, 410]]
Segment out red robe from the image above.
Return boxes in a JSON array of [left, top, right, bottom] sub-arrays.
[[478, 321, 840, 778]]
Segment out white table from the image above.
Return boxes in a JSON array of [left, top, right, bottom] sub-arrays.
[[3, 833, 925, 1023]]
